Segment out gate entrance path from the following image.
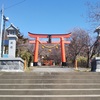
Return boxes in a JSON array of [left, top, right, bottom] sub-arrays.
[[32, 67, 75, 73]]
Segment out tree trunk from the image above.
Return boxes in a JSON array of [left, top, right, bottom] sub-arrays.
[[86, 51, 90, 68]]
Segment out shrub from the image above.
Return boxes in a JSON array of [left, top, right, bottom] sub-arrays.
[[77, 56, 87, 67]]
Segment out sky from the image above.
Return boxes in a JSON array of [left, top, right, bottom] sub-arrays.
[[0, 0, 99, 37]]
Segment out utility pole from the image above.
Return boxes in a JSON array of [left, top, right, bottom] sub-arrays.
[[0, 5, 9, 57], [0, 5, 4, 58]]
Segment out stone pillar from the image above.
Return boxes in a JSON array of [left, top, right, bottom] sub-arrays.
[[7, 35, 18, 58]]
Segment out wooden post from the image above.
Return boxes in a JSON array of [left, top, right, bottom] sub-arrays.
[[75, 59, 78, 70], [24, 60, 27, 70]]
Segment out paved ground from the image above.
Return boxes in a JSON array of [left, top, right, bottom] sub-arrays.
[[0, 66, 91, 72], [32, 68, 73, 72], [31, 67, 91, 73]]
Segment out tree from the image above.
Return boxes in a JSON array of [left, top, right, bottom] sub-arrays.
[[20, 50, 31, 67], [67, 28, 90, 67], [86, 1, 100, 60], [38, 44, 61, 65], [86, 1, 100, 27], [16, 32, 33, 67], [49, 45, 61, 65]]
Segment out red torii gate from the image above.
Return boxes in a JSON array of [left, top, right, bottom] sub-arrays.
[[28, 32, 71, 66]]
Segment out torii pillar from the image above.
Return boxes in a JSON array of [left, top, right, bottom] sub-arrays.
[[28, 32, 71, 66], [60, 37, 66, 66], [34, 37, 39, 66]]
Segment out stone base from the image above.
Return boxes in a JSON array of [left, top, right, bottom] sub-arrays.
[[62, 62, 66, 66], [33, 62, 38, 66], [91, 57, 100, 72], [0, 57, 24, 72], [96, 69, 100, 72]]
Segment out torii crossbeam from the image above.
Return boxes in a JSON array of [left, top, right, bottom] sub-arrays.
[[28, 32, 71, 66]]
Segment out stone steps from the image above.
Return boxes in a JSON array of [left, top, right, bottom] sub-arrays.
[[0, 95, 100, 100], [0, 79, 100, 83], [0, 89, 100, 95], [0, 84, 100, 89], [0, 72, 100, 100], [0, 75, 100, 79], [2, 72, 100, 75]]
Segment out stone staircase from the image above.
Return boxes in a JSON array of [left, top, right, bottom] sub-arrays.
[[0, 72, 100, 100]]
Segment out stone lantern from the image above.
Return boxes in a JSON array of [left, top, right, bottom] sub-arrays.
[[94, 25, 100, 56], [94, 26, 100, 37], [0, 24, 24, 71], [91, 26, 100, 72], [6, 24, 19, 58]]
